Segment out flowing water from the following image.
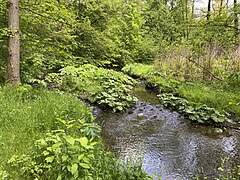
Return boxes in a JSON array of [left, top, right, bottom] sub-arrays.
[[95, 84, 240, 179]]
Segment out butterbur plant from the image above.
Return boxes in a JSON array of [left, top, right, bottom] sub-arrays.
[[56, 117, 101, 140], [158, 93, 229, 126], [46, 64, 138, 111]]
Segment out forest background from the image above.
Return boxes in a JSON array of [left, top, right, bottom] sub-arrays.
[[0, 0, 240, 179], [0, 0, 239, 84]]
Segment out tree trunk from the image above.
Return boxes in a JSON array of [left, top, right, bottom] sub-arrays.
[[192, 0, 195, 18], [219, 0, 223, 15], [233, 0, 239, 44], [207, 0, 211, 20], [234, 0, 239, 32], [185, 0, 189, 40], [7, 0, 21, 85]]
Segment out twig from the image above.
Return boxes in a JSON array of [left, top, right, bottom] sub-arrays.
[[20, 6, 73, 27], [188, 57, 223, 81]]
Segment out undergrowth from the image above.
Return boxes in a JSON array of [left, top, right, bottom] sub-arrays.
[[122, 63, 240, 124], [0, 85, 150, 180], [158, 93, 230, 125], [47, 64, 138, 111]]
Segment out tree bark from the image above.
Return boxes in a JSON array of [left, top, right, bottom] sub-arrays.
[[234, 0, 239, 32], [7, 0, 21, 85], [192, 0, 195, 18], [219, 0, 223, 15], [207, 0, 211, 20]]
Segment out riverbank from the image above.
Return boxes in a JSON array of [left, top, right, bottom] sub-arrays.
[[0, 85, 150, 179], [122, 63, 240, 127]]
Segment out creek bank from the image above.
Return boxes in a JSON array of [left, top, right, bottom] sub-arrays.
[[144, 80, 240, 130], [95, 84, 240, 180], [122, 63, 240, 128]]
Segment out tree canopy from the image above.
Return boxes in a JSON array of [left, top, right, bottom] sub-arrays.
[[0, 0, 239, 83]]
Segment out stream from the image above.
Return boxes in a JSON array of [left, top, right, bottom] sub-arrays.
[[95, 84, 240, 179]]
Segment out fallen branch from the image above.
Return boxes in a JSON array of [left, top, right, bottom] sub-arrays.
[[188, 57, 223, 81]]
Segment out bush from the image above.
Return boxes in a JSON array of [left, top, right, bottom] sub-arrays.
[[47, 64, 138, 111], [158, 93, 232, 126], [0, 86, 150, 179]]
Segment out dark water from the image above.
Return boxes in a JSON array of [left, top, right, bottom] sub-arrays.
[[95, 85, 240, 179]]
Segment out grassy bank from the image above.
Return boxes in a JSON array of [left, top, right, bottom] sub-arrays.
[[122, 63, 240, 124], [0, 85, 150, 179], [123, 63, 240, 179]]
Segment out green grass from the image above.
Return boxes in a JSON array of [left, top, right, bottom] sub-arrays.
[[0, 85, 151, 179], [122, 63, 155, 78], [178, 82, 240, 117], [0, 85, 92, 168], [122, 63, 240, 120]]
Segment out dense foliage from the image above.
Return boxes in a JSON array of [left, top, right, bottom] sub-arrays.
[[0, 86, 150, 179], [0, 0, 239, 83], [123, 63, 240, 124], [47, 64, 138, 111], [0, 0, 240, 178]]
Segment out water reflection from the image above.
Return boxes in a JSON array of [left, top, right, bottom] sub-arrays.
[[96, 101, 240, 180]]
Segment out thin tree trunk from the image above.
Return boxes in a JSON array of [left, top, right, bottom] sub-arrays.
[[192, 0, 195, 18], [7, 0, 20, 85], [186, 0, 189, 40], [207, 0, 211, 20], [219, 0, 223, 15], [170, 0, 174, 10], [234, 0, 239, 43]]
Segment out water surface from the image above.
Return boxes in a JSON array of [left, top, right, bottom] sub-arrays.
[[96, 85, 240, 179]]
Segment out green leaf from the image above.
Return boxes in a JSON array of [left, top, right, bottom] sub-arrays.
[[79, 163, 90, 169], [83, 157, 90, 163], [62, 155, 68, 162], [78, 154, 84, 161], [65, 136, 75, 145], [43, 150, 49, 156], [79, 137, 88, 148], [67, 165, 71, 172], [57, 175, 62, 180], [52, 142, 62, 150], [45, 156, 54, 163], [87, 154, 94, 159], [71, 163, 78, 175], [38, 139, 48, 147]]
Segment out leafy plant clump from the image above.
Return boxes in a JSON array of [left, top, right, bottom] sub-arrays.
[[158, 93, 231, 126], [122, 63, 156, 78], [8, 129, 98, 180], [6, 117, 151, 180], [0, 86, 150, 179], [47, 64, 138, 111], [7, 129, 151, 180]]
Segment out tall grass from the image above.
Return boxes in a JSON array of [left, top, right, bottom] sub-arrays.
[[178, 82, 240, 117], [0, 85, 91, 167], [0, 85, 151, 179], [154, 44, 240, 81]]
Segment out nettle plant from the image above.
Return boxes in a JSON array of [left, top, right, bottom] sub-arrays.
[[158, 93, 231, 126], [8, 118, 101, 180], [46, 64, 138, 111], [9, 130, 97, 180]]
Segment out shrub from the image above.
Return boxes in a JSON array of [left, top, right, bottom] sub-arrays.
[[47, 64, 138, 111], [122, 63, 155, 78], [158, 93, 232, 126]]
